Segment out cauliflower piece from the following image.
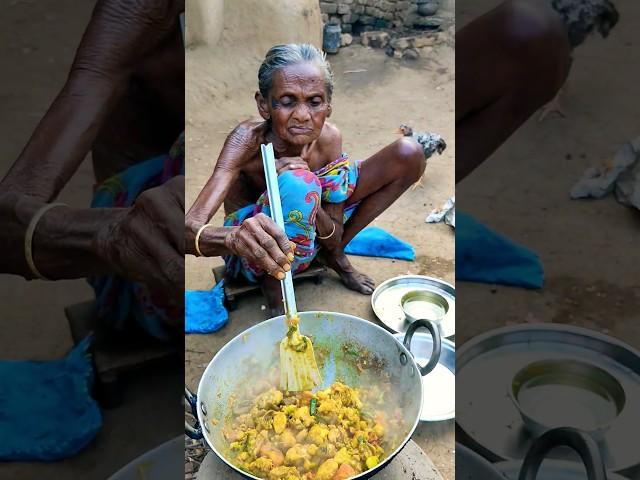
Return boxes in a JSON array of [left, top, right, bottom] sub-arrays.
[[308, 424, 330, 446], [269, 465, 301, 480], [292, 406, 315, 429], [257, 389, 284, 410], [249, 457, 273, 475]]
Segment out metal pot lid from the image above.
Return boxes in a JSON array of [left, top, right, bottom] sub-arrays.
[[496, 460, 629, 480], [457, 324, 640, 473], [394, 332, 455, 422], [372, 275, 455, 337]]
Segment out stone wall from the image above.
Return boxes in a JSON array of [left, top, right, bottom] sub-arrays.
[[319, 0, 442, 35]]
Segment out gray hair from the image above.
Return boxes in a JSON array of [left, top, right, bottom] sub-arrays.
[[258, 44, 334, 102]]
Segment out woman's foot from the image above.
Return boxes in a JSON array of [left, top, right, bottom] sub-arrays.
[[320, 250, 376, 295]]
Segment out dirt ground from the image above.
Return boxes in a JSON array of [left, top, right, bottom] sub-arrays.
[[455, 0, 640, 345], [0, 1, 182, 479], [185, 19, 456, 480]]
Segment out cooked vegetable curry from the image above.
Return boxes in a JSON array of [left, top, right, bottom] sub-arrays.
[[223, 382, 387, 480]]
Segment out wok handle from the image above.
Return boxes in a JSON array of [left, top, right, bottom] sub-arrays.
[[403, 319, 441, 376], [184, 385, 204, 440], [518, 427, 607, 480]]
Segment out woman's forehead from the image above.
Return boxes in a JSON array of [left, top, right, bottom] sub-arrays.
[[270, 62, 325, 95]]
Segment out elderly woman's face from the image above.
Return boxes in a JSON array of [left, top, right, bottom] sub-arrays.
[[261, 62, 330, 146]]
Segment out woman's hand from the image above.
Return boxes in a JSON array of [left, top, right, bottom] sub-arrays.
[[224, 213, 294, 279], [274, 140, 316, 175], [93, 176, 185, 296], [275, 156, 310, 174]]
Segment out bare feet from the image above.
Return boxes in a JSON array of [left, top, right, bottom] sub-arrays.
[[320, 250, 376, 295], [260, 275, 285, 318]]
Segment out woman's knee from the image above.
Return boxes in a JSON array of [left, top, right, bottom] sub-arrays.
[[501, 0, 571, 95], [393, 137, 426, 182], [278, 169, 321, 203]]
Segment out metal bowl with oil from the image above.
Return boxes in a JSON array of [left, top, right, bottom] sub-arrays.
[[400, 290, 450, 326], [509, 359, 626, 440]]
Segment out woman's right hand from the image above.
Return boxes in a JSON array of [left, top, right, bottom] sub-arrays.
[[224, 213, 294, 279], [93, 176, 185, 298]]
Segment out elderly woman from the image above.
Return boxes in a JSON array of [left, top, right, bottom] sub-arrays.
[[185, 44, 426, 315]]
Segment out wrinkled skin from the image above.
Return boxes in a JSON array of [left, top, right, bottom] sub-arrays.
[[0, 0, 185, 313], [186, 62, 426, 315]]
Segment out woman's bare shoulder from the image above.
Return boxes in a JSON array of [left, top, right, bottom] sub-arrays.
[[317, 121, 343, 160]]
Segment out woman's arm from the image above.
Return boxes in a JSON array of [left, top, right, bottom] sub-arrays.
[[0, 0, 184, 283], [185, 123, 294, 279]]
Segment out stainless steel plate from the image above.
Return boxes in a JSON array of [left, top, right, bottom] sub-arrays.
[[496, 460, 629, 480], [394, 332, 455, 422], [457, 324, 640, 474], [373, 275, 455, 337]]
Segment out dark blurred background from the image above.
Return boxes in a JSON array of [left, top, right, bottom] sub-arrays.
[[0, 1, 182, 478]]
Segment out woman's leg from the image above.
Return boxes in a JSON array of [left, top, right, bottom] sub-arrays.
[[319, 137, 426, 295], [456, 0, 572, 182]]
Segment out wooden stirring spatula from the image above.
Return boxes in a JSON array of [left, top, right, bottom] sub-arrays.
[[261, 143, 321, 392]]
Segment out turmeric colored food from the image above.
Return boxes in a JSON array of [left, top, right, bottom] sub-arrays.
[[223, 383, 386, 480]]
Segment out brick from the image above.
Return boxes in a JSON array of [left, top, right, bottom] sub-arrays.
[[412, 16, 443, 28], [328, 15, 342, 25], [322, 13, 329, 23], [413, 35, 436, 47], [342, 13, 359, 23], [390, 37, 411, 50], [320, 2, 338, 14], [395, 1, 410, 10], [359, 15, 375, 24], [360, 30, 390, 48], [417, 2, 439, 15], [365, 6, 378, 15], [341, 23, 353, 33], [337, 3, 351, 14]]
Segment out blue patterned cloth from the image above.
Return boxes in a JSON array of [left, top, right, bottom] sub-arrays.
[[456, 212, 544, 288], [344, 226, 415, 261], [223, 155, 360, 283], [185, 281, 228, 334], [0, 338, 102, 461], [88, 133, 185, 341]]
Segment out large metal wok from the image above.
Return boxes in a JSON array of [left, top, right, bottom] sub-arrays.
[[185, 311, 441, 479]]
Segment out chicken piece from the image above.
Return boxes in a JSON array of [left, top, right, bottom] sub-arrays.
[[278, 429, 297, 450], [296, 428, 309, 443], [316, 459, 339, 480], [333, 463, 356, 480], [274, 412, 287, 434], [260, 443, 285, 467]]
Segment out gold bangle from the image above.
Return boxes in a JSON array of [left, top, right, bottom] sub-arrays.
[[24, 202, 67, 280], [317, 221, 336, 240], [195, 223, 215, 257]]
